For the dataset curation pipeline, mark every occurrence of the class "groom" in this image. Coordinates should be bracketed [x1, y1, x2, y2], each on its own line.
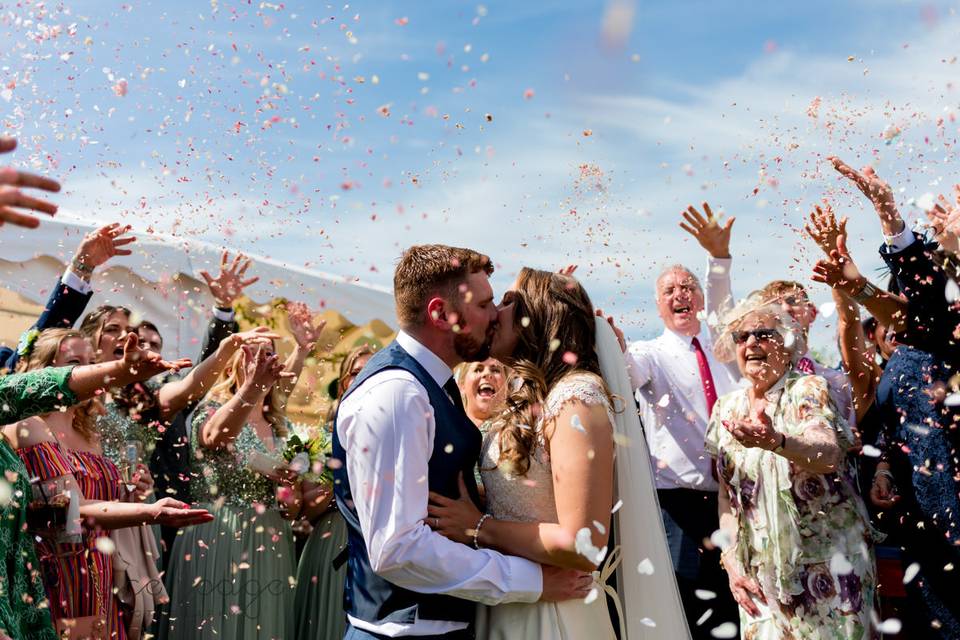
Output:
[332, 244, 591, 639]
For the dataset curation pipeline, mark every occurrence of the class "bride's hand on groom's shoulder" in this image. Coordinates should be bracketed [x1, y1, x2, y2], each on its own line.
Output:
[426, 472, 481, 545]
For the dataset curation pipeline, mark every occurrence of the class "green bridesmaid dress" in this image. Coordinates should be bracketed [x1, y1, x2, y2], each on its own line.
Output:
[160, 400, 296, 640]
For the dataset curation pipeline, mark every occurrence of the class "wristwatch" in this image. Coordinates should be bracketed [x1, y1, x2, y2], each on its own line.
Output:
[852, 280, 879, 304]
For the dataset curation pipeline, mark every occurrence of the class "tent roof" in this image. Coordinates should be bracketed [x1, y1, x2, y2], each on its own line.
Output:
[0, 216, 395, 324]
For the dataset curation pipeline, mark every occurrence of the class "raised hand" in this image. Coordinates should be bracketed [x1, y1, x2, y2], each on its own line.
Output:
[804, 202, 848, 256]
[223, 326, 282, 352]
[73, 223, 136, 274]
[828, 157, 904, 236]
[926, 190, 960, 254]
[286, 301, 326, 352]
[239, 344, 293, 398]
[811, 234, 866, 297]
[0, 137, 61, 229]
[121, 333, 193, 380]
[200, 250, 259, 308]
[679, 202, 735, 259]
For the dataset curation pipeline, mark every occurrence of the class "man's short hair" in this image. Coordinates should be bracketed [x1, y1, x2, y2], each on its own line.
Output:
[655, 264, 702, 297]
[394, 244, 494, 328]
[135, 320, 164, 348]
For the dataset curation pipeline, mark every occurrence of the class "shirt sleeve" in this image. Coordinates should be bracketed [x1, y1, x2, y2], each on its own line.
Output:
[0, 366, 77, 424]
[61, 267, 93, 295]
[212, 307, 236, 323]
[704, 256, 734, 344]
[625, 343, 654, 391]
[882, 224, 917, 254]
[338, 374, 543, 605]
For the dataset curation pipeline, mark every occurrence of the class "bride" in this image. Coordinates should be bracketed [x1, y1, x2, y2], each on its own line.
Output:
[428, 267, 689, 639]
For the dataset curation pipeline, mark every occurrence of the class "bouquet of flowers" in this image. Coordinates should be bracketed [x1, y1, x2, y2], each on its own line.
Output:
[282, 423, 334, 487]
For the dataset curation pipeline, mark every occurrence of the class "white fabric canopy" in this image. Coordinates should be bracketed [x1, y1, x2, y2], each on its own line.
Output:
[0, 217, 394, 358]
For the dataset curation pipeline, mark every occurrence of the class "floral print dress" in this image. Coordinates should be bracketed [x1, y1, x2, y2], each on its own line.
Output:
[705, 372, 878, 640]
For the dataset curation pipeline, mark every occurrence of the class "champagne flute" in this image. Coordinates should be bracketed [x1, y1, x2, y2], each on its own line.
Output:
[121, 441, 144, 493]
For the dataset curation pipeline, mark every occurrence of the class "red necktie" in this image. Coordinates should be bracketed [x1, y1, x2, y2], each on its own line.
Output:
[796, 356, 816, 375]
[691, 336, 718, 419]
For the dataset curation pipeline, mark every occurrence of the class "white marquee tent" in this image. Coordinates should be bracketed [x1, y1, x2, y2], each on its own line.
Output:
[0, 217, 395, 358]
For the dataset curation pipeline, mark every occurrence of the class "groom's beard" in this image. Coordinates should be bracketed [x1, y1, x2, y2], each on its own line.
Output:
[454, 328, 494, 362]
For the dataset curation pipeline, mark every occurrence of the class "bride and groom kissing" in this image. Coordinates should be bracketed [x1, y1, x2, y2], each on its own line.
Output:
[331, 244, 689, 640]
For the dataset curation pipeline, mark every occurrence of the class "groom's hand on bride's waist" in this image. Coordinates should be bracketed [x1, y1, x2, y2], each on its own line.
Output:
[538, 565, 594, 602]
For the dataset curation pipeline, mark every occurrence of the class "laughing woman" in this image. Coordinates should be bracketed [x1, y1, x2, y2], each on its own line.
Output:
[705, 295, 878, 639]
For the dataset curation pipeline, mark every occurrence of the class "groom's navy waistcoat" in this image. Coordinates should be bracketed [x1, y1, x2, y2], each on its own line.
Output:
[331, 340, 483, 627]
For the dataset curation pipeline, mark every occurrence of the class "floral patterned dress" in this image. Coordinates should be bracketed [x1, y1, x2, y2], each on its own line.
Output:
[705, 372, 878, 640]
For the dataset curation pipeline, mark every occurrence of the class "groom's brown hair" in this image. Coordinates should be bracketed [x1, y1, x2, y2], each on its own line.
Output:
[394, 244, 494, 329]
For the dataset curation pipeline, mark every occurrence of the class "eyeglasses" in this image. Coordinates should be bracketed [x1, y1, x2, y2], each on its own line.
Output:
[731, 328, 779, 345]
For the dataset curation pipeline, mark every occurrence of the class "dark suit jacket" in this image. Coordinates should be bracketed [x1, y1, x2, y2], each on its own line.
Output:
[0, 277, 94, 373]
[880, 234, 960, 368]
[148, 313, 239, 503]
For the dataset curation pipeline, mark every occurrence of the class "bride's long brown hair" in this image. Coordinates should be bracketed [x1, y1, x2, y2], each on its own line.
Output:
[492, 267, 607, 476]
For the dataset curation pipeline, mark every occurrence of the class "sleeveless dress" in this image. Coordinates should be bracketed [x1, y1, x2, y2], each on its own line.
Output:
[476, 372, 617, 640]
[18, 441, 128, 639]
[160, 400, 295, 640]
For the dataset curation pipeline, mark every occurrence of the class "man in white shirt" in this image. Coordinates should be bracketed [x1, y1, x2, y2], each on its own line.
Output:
[625, 263, 742, 639]
[333, 244, 591, 639]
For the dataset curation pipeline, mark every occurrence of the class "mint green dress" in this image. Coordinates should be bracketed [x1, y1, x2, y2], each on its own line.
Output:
[0, 366, 77, 640]
[293, 507, 348, 640]
[160, 400, 295, 640]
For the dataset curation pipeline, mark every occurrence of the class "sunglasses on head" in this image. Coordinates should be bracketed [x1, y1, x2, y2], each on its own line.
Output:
[781, 295, 809, 307]
[731, 328, 779, 345]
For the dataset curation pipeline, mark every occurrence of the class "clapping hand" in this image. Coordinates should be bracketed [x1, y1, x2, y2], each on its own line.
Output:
[200, 251, 259, 309]
[0, 137, 61, 229]
[679, 202, 735, 259]
[804, 202, 848, 257]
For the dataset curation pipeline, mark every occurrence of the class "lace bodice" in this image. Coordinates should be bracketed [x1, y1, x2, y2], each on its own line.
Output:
[480, 372, 612, 523]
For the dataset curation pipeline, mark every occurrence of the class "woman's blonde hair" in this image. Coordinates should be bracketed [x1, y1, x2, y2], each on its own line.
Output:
[206, 345, 289, 437]
[491, 268, 610, 476]
[713, 294, 806, 366]
[16, 328, 101, 442]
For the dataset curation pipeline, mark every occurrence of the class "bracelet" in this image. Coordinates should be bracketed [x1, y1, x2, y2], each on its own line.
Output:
[473, 513, 491, 550]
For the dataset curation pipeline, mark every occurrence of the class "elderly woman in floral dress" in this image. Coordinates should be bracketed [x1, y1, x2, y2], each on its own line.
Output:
[705, 295, 878, 640]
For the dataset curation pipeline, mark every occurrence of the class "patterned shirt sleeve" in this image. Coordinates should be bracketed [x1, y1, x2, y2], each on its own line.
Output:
[0, 366, 78, 424]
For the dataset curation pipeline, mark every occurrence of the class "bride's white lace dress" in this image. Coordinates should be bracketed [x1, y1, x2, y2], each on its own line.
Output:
[475, 371, 617, 640]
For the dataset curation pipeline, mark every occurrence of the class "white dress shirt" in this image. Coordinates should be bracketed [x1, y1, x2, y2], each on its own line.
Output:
[61, 267, 93, 295]
[626, 327, 742, 491]
[704, 256, 856, 430]
[336, 330, 542, 637]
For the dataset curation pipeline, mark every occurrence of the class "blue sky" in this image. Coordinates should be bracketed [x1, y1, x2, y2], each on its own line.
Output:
[2, 0, 959, 351]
